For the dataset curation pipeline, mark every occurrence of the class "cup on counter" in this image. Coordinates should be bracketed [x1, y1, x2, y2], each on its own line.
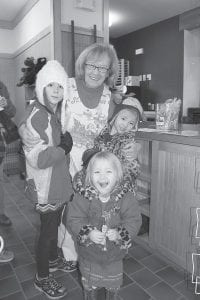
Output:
[156, 103, 180, 130]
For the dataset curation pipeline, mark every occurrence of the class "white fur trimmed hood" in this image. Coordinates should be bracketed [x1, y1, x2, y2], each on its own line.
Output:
[35, 60, 68, 133]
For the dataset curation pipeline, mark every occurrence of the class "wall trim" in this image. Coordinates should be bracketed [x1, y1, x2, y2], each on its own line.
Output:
[0, 0, 40, 30]
[13, 26, 51, 58]
[103, 0, 109, 43]
[0, 20, 13, 30]
[61, 23, 103, 37]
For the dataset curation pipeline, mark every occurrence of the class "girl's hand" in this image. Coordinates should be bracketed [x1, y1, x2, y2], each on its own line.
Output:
[89, 229, 105, 245]
[122, 142, 141, 161]
[19, 124, 40, 146]
[106, 229, 120, 241]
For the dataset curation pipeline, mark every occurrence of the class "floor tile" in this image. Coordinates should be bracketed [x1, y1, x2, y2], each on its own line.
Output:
[63, 287, 84, 300]
[119, 282, 151, 300]
[174, 280, 200, 299]
[122, 272, 134, 287]
[9, 242, 30, 256]
[129, 245, 152, 260]
[123, 256, 144, 275]
[0, 276, 21, 298]
[11, 251, 34, 269]
[15, 262, 37, 282]
[21, 278, 40, 299]
[147, 281, 182, 300]
[0, 262, 14, 280]
[131, 267, 161, 289]
[1, 291, 26, 300]
[156, 266, 184, 286]
[140, 254, 167, 272]
[28, 293, 47, 300]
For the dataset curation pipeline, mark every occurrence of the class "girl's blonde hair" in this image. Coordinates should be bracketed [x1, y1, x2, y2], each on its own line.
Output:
[85, 151, 123, 188]
[75, 43, 119, 87]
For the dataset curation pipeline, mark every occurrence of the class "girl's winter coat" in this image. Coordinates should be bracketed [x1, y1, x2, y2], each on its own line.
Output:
[22, 61, 73, 211]
[67, 171, 142, 265]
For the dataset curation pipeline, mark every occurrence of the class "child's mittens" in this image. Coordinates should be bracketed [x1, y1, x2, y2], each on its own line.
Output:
[89, 229, 105, 245]
[58, 132, 73, 155]
[106, 228, 120, 242]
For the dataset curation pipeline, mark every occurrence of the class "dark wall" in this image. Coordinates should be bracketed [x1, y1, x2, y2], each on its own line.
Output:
[111, 16, 184, 111]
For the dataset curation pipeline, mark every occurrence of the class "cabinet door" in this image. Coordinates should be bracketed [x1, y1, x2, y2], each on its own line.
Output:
[150, 141, 200, 271]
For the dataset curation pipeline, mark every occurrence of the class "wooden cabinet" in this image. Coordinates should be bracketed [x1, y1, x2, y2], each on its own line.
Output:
[136, 137, 200, 272]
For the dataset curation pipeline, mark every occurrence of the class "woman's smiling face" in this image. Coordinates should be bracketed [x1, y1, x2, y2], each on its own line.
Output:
[91, 158, 117, 197]
[84, 54, 110, 88]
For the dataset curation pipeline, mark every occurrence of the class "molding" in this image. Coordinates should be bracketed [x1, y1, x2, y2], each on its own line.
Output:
[0, 0, 40, 30]
[13, 26, 51, 58]
[0, 20, 13, 30]
[61, 24, 103, 37]
[179, 7, 200, 31]
[103, 0, 109, 43]
[50, 0, 62, 62]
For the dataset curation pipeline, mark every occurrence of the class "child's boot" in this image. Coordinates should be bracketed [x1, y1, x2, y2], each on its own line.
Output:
[105, 288, 118, 300]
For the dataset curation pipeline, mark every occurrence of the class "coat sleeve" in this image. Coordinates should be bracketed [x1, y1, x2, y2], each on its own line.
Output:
[67, 194, 91, 237]
[120, 192, 142, 238]
[25, 110, 66, 169]
[4, 97, 16, 118]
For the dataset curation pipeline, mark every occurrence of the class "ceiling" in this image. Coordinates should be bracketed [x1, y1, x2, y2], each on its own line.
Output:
[109, 0, 200, 38]
[0, 0, 28, 22]
[0, 0, 199, 38]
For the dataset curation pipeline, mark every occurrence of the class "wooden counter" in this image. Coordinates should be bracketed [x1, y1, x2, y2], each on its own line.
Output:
[135, 124, 200, 273]
[136, 123, 200, 146]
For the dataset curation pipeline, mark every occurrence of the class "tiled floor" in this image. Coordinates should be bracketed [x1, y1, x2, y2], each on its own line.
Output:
[0, 175, 199, 300]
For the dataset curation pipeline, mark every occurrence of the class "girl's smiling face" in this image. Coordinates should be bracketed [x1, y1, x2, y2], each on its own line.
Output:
[91, 158, 117, 197]
[112, 109, 138, 134]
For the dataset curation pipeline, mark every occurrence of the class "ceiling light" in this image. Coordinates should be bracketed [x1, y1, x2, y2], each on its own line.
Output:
[109, 12, 120, 27]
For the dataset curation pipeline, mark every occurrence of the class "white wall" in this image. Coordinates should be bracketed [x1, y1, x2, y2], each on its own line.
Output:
[183, 28, 200, 116]
[0, 0, 51, 54]
[61, 0, 103, 31]
[0, 29, 14, 54]
[13, 0, 51, 52]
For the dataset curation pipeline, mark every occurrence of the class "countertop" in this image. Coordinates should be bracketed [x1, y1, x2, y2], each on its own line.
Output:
[136, 123, 200, 147]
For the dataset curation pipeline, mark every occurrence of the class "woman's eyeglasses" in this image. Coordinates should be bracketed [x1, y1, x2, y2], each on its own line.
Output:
[85, 63, 109, 74]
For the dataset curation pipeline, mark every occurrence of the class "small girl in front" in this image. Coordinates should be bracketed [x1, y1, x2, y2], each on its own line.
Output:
[67, 151, 142, 300]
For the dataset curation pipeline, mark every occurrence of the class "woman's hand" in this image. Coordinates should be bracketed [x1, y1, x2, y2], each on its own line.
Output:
[106, 229, 120, 241]
[89, 229, 105, 245]
[19, 124, 40, 146]
[122, 142, 141, 161]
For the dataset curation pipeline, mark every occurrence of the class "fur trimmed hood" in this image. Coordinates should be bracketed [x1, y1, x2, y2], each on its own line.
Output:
[73, 168, 136, 202]
[35, 60, 68, 133]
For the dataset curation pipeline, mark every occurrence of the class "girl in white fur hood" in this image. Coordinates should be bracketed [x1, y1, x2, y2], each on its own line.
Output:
[21, 60, 73, 299]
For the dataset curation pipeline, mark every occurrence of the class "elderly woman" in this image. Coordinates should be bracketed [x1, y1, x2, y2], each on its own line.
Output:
[62, 43, 119, 177]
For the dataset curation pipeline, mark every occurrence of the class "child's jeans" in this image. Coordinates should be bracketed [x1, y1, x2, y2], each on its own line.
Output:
[36, 207, 62, 278]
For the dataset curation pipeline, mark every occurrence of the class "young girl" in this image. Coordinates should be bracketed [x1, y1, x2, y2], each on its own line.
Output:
[67, 151, 142, 299]
[22, 61, 73, 299]
[94, 97, 143, 182]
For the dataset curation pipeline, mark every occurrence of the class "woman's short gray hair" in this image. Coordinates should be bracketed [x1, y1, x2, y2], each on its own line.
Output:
[75, 43, 119, 87]
[85, 151, 123, 187]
